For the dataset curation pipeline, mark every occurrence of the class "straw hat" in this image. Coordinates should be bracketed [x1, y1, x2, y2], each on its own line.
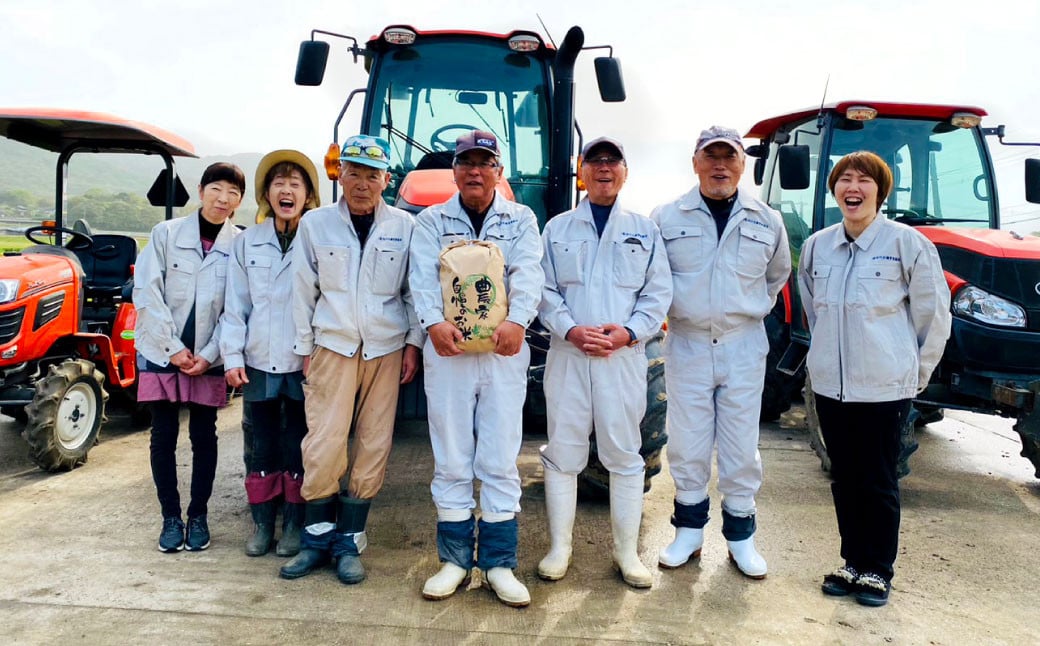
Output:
[254, 149, 321, 223]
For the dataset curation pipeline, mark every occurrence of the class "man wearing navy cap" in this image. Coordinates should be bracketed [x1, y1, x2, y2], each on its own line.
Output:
[650, 126, 791, 579]
[409, 129, 543, 607]
[537, 136, 672, 588]
[280, 134, 422, 585]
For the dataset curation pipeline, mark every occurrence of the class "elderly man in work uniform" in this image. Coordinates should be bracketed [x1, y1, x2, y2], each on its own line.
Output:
[409, 130, 543, 607]
[280, 135, 422, 585]
[537, 137, 672, 588]
[651, 126, 791, 579]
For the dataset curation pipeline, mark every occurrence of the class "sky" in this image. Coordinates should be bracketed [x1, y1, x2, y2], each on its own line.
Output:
[4, 0, 1040, 227]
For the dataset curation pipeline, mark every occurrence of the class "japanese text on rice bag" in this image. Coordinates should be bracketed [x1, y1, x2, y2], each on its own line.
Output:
[439, 240, 508, 353]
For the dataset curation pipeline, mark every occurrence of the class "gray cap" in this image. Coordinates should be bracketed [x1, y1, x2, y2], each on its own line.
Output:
[695, 126, 744, 154]
[581, 136, 625, 160]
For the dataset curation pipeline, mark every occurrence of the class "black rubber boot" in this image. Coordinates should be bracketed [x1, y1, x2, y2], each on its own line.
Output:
[276, 502, 304, 557]
[279, 497, 336, 580]
[334, 496, 372, 585]
[245, 501, 277, 557]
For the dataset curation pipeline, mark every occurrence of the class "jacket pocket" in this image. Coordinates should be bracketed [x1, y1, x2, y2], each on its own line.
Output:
[370, 243, 406, 295]
[245, 255, 274, 300]
[661, 225, 705, 273]
[854, 264, 905, 315]
[734, 224, 775, 278]
[314, 244, 352, 293]
[810, 264, 832, 309]
[613, 237, 651, 289]
[551, 240, 587, 286]
[166, 260, 197, 302]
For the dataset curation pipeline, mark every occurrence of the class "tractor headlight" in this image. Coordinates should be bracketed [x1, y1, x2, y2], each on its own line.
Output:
[952, 285, 1026, 327]
[0, 279, 19, 304]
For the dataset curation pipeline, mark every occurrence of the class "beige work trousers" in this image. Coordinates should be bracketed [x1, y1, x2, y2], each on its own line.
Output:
[299, 345, 402, 501]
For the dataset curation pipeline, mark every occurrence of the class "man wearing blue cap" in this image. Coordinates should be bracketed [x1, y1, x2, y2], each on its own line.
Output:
[409, 129, 543, 607]
[280, 134, 422, 585]
[537, 136, 671, 589]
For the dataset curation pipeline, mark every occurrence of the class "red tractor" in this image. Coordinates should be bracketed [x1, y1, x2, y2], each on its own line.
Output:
[748, 101, 1040, 477]
[0, 108, 193, 470]
[292, 25, 667, 494]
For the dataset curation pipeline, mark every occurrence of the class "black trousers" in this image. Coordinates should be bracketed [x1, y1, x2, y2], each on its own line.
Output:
[149, 401, 219, 519]
[815, 395, 911, 581]
[249, 396, 306, 475]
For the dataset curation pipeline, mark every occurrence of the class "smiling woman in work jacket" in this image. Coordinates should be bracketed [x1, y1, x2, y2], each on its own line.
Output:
[798, 151, 951, 607]
[134, 162, 245, 555]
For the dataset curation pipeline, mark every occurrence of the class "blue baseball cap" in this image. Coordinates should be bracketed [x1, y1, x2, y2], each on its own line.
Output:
[340, 135, 391, 170]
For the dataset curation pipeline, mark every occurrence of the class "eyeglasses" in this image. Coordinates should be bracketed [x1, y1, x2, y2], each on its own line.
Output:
[453, 159, 500, 170]
[343, 145, 387, 161]
[584, 156, 623, 168]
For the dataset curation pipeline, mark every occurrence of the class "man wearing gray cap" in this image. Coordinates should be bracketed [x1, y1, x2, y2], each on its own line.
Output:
[537, 136, 671, 588]
[650, 126, 790, 579]
[409, 129, 543, 607]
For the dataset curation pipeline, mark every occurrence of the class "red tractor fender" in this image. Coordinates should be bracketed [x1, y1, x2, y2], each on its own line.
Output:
[73, 302, 137, 389]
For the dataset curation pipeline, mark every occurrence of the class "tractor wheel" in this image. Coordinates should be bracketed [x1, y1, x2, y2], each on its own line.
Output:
[804, 375, 916, 479]
[761, 301, 802, 423]
[579, 332, 668, 499]
[1013, 417, 1040, 480]
[804, 378, 831, 474]
[23, 359, 108, 471]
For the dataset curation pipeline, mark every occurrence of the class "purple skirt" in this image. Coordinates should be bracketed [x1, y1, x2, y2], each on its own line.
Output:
[137, 371, 228, 408]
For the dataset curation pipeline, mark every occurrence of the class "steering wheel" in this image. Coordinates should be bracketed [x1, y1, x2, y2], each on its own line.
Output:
[25, 225, 94, 251]
[430, 123, 481, 152]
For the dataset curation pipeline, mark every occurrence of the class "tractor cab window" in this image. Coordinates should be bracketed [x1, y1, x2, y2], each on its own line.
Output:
[365, 39, 551, 203]
[826, 117, 994, 228]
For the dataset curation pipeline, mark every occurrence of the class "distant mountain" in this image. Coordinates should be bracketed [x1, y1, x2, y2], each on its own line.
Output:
[0, 137, 265, 223]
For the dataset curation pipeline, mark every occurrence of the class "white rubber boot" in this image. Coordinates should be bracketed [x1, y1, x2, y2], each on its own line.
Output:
[609, 473, 653, 589]
[422, 562, 471, 600]
[727, 535, 768, 579]
[537, 469, 577, 581]
[485, 567, 531, 607]
[658, 527, 704, 569]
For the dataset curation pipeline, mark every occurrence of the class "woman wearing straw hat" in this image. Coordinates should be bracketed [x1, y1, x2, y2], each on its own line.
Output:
[221, 150, 320, 558]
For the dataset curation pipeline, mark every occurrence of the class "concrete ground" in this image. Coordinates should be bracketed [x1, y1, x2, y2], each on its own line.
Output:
[0, 400, 1037, 646]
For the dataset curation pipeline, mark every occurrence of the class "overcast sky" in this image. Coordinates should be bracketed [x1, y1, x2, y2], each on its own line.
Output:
[4, 0, 1040, 226]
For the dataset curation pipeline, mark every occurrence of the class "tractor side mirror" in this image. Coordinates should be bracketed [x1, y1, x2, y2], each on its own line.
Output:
[745, 144, 767, 186]
[594, 57, 626, 102]
[778, 145, 811, 190]
[147, 170, 190, 208]
[1026, 158, 1040, 204]
[295, 40, 330, 86]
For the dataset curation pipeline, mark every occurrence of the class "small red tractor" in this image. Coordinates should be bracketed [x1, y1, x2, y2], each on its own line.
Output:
[293, 25, 666, 494]
[0, 108, 193, 470]
[748, 101, 1040, 477]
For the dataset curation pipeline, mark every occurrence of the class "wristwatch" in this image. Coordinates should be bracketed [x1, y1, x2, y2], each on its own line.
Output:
[624, 327, 638, 347]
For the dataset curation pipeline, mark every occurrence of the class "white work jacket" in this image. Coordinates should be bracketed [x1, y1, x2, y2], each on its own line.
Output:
[134, 212, 239, 367]
[651, 187, 791, 342]
[292, 199, 422, 361]
[539, 198, 672, 344]
[220, 218, 302, 373]
[798, 215, 951, 403]
[409, 192, 543, 330]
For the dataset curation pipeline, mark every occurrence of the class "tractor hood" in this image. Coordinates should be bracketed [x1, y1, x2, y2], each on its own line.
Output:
[919, 227, 1040, 260]
[0, 254, 80, 298]
[394, 169, 516, 215]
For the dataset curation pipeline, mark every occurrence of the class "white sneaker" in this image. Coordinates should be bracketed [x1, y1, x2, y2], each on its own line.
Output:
[727, 536, 767, 579]
[658, 527, 704, 569]
[422, 562, 470, 600]
[485, 567, 531, 607]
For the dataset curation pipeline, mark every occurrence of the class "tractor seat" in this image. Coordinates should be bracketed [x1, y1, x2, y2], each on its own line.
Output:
[415, 150, 455, 170]
[69, 234, 138, 301]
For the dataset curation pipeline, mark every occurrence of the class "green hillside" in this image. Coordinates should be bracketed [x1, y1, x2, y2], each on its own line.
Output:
[0, 138, 262, 230]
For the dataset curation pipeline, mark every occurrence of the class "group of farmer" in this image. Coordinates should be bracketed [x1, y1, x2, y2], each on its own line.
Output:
[134, 123, 950, 609]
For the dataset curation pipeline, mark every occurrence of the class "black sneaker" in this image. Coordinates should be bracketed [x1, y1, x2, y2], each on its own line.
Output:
[185, 515, 210, 551]
[158, 517, 185, 553]
[821, 565, 859, 596]
[854, 572, 891, 607]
